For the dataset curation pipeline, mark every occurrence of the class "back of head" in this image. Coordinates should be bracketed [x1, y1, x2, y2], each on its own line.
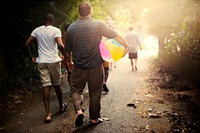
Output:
[44, 13, 54, 24]
[78, 2, 91, 17]
[129, 26, 133, 31]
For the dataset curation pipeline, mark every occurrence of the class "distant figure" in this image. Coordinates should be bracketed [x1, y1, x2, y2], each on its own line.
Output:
[62, 23, 71, 85]
[106, 17, 117, 70]
[102, 60, 109, 92]
[65, 2, 129, 127]
[25, 13, 68, 123]
[125, 26, 142, 71]
[109, 61, 117, 71]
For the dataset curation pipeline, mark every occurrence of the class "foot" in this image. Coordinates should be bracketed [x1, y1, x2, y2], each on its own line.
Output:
[59, 102, 68, 113]
[89, 118, 103, 126]
[131, 66, 134, 71]
[135, 66, 137, 71]
[75, 114, 84, 127]
[102, 84, 109, 92]
[44, 113, 52, 123]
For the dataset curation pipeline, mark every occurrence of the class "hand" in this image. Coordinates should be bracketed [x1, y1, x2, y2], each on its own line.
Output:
[65, 59, 73, 72]
[60, 56, 66, 67]
[67, 62, 72, 72]
[60, 55, 64, 61]
[123, 46, 129, 57]
[30, 57, 36, 63]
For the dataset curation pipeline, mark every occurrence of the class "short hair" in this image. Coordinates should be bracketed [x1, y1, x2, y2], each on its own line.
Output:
[78, 2, 91, 17]
[129, 26, 133, 31]
[44, 13, 54, 23]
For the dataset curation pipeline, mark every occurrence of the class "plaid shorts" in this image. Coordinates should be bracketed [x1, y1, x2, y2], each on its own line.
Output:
[129, 52, 138, 59]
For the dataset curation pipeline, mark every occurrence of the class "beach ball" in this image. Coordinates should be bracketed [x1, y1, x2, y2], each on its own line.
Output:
[107, 39, 124, 62]
[99, 39, 125, 62]
[99, 41, 113, 62]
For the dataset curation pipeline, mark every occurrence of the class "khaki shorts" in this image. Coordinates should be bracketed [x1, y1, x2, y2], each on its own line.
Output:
[37, 62, 61, 87]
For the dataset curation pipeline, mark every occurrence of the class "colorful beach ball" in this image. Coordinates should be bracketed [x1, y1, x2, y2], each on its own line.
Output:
[99, 39, 124, 62]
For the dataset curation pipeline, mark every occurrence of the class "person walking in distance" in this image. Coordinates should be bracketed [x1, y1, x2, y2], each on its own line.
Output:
[102, 60, 109, 92]
[62, 23, 71, 85]
[106, 16, 117, 70]
[25, 13, 68, 123]
[125, 26, 142, 71]
[65, 2, 129, 127]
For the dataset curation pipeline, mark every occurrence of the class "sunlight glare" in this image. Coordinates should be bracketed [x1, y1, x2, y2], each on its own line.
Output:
[141, 35, 159, 57]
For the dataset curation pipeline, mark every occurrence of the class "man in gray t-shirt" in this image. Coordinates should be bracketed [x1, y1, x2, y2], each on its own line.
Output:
[125, 26, 142, 71]
[65, 2, 129, 127]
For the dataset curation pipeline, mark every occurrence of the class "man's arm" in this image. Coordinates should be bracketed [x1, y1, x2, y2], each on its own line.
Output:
[65, 52, 72, 72]
[25, 35, 35, 62]
[136, 34, 142, 50]
[56, 37, 72, 72]
[55, 37, 67, 57]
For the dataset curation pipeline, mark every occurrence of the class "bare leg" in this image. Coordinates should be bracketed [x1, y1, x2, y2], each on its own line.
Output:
[66, 65, 71, 85]
[134, 59, 138, 70]
[109, 62, 112, 71]
[43, 86, 52, 122]
[53, 85, 64, 110]
[43, 86, 51, 114]
[114, 62, 117, 68]
[102, 67, 109, 92]
[104, 67, 109, 83]
[130, 59, 134, 71]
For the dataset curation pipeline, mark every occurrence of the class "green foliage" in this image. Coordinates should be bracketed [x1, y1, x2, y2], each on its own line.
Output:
[1, 0, 200, 97]
[162, 0, 200, 60]
[1, 0, 113, 95]
[1, 1, 81, 95]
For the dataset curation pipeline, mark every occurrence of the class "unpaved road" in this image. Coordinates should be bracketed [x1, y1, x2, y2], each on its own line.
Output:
[1, 49, 200, 133]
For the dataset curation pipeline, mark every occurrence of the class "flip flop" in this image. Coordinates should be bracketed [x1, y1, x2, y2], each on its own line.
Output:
[59, 102, 68, 113]
[127, 103, 137, 108]
[88, 118, 103, 126]
[75, 114, 84, 127]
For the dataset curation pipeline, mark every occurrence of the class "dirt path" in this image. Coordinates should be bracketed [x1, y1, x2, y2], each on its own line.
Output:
[1, 48, 200, 133]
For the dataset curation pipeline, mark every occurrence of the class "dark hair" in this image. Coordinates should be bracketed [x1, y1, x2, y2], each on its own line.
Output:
[64, 23, 71, 31]
[44, 13, 54, 23]
[78, 2, 91, 17]
[129, 26, 133, 31]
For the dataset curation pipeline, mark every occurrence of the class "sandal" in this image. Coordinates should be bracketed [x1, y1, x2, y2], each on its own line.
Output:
[88, 118, 103, 126]
[75, 114, 84, 127]
[44, 113, 52, 123]
[59, 102, 68, 113]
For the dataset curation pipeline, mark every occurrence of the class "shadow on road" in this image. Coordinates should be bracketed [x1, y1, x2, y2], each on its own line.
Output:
[1, 48, 200, 133]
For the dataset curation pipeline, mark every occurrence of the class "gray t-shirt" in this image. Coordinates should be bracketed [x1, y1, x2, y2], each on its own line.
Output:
[66, 17, 118, 69]
[125, 31, 141, 53]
